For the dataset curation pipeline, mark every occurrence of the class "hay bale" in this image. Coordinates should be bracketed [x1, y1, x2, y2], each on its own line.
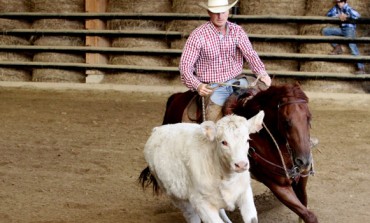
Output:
[107, 0, 170, 32]
[32, 69, 85, 83]
[108, 20, 166, 31]
[0, 0, 30, 12]
[241, 23, 299, 72]
[171, 0, 206, 14]
[102, 71, 182, 86]
[30, 0, 85, 83]
[300, 61, 355, 73]
[107, 0, 171, 13]
[112, 37, 168, 49]
[0, 19, 30, 31]
[240, 0, 306, 16]
[30, 0, 84, 13]
[297, 79, 367, 93]
[0, 0, 31, 82]
[167, 0, 206, 66]
[239, 0, 304, 72]
[167, 20, 204, 66]
[32, 19, 84, 30]
[0, 42, 32, 82]
[299, 0, 366, 74]
[106, 0, 173, 85]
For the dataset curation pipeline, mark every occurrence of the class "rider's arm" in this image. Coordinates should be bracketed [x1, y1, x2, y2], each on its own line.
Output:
[179, 33, 202, 91]
[237, 27, 271, 86]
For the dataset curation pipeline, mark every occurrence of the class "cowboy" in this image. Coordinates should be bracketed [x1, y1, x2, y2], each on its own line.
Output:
[322, 0, 366, 74]
[179, 0, 272, 121]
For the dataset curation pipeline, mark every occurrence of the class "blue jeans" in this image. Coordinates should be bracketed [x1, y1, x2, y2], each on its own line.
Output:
[322, 26, 364, 69]
[209, 78, 248, 106]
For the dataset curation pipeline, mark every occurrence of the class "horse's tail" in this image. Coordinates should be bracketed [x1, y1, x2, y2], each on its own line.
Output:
[138, 166, 160, 195]
[162, 93, 180, 125]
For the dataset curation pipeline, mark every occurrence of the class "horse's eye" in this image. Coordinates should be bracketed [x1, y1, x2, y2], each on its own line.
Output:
[221, 141, 228, 146]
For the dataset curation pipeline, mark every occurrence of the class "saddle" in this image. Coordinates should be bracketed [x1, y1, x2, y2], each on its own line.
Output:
[182, 76, 261, 123]
[182, 94, 205, 123]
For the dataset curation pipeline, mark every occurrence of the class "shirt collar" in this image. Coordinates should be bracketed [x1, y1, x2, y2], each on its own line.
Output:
[208, 21, 230, 36]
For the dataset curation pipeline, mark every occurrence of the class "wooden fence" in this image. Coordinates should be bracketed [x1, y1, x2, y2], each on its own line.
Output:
[1, 13, 369, 81]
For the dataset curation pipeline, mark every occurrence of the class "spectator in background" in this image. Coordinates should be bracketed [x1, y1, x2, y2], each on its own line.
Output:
[322, 0, 366, 74]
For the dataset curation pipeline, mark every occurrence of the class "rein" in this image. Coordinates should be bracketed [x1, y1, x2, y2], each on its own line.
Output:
[202, 76, 263, 121]
[249, 99, 315, 180]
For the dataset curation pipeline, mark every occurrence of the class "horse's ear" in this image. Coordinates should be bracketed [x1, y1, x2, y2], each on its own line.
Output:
[200, 121, 217, 141]
[247, 110, 265, 134]
[294, 81, 302, 87]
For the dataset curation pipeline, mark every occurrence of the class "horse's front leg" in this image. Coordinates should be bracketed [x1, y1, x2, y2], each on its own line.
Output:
[292, 176, 309, 207]
[267, 183, 318, 223]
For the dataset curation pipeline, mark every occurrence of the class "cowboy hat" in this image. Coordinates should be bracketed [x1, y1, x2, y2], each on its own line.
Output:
[199, 0, 239, 13]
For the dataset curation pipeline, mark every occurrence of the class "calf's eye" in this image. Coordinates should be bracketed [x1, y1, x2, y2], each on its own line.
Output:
[221, 141, 228, 146]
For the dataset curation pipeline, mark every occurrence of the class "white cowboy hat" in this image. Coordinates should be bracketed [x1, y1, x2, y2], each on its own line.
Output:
[199, 0, 239, 13]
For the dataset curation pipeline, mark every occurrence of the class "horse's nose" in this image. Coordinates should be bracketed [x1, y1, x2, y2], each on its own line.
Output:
[295, 156, 311, 170]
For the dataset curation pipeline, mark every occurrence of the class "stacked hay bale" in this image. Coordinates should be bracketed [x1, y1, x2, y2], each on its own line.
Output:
[0, 0, 31, 81]
[299, 0, 353, 74]
[350, 0, 370, 76]
[300, 0, 368, 72]
[299, 0, 368, 93]
[104, 0, 175, 85]
[166, 0, 206, 67]
[240, 0, 306, 72]
[31, 0, 86, 83]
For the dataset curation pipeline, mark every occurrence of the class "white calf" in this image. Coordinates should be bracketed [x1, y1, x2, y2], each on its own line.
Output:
[143, 111, 264, 223]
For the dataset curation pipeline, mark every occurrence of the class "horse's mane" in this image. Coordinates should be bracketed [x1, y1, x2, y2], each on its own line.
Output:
[224, 83, 309, 119]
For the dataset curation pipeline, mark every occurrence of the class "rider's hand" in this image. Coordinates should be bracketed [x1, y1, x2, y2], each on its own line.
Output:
[260, 74, 272, 87]
[339, 13, 348, 22]
[197, 83, 213, 97]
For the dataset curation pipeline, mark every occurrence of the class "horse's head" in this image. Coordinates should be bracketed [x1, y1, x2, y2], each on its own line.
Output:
[226, 83, 313, 177]
[277, 93, 313, 172]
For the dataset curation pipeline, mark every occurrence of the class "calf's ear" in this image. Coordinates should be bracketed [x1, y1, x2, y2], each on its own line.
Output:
[247, 110, 265, 134]
[200, 121, 217, 141]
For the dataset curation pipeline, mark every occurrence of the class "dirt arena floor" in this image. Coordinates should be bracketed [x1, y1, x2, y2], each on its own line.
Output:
[0, 82, 369, 223]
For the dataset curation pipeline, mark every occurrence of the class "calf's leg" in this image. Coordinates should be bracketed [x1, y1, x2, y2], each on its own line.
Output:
[238, 186, 258, 223]
[192, 201, 225, 223]
[219, 209, 232, 223]
[173, 199, 201, 223]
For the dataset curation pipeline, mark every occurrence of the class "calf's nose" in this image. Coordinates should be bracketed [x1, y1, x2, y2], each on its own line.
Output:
[234, 161, 248, 171]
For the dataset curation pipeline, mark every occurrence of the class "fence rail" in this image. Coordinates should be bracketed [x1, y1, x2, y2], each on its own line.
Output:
[1, 45, 369, 62]
[0, 13, 369, 24]
[2, 29, 370, 43]
[0, 61, 368, 80]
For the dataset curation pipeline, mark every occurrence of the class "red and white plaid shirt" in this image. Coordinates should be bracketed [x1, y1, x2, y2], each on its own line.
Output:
[180, 21, 267, 91]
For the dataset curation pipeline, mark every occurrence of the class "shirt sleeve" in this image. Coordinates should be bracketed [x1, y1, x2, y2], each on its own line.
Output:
[179, 32, 202, 91]
[236, 27, 268, 77]
[326, 6, 338, 17]
[344, 5, 361, 19]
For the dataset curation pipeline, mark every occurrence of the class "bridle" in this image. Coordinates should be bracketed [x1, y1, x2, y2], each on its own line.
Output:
[249, 99, 315, 181]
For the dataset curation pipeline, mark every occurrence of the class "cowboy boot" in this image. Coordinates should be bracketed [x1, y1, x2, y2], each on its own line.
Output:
[354, 67, 366, 75]
[329, 45, 343, 55]
[206, 102, 223, 122]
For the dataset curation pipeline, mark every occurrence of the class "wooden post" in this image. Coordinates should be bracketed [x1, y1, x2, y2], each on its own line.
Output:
[85, 0, 110, 83]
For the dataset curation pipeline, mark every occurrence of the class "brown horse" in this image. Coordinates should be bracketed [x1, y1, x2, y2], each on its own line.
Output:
[140, 83, 318, 223]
